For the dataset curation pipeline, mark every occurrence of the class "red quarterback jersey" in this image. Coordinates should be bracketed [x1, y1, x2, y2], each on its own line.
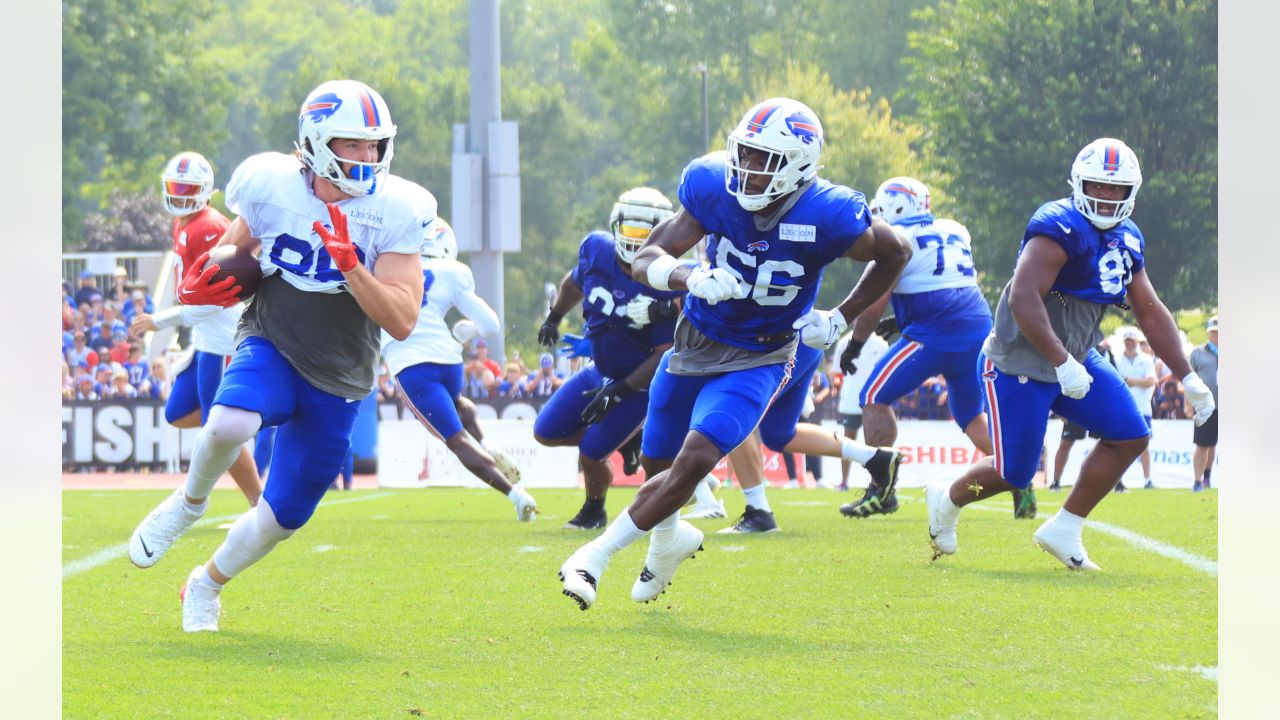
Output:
[171, 207, 231, 298]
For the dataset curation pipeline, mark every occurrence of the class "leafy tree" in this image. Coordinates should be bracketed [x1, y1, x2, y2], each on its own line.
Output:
[80, 191, 171, 252]
[905, 0, 1217, 309]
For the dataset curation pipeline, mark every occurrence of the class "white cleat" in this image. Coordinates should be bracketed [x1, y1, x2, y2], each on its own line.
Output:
[632, 520, 704, 603]
[559, 543, 610, 611]
[511, 486, 538, 522]
[180, 566, 221, 633]
[1033, 518, 1101, 571]
[491, 447, 522, 486]
[129, 489, 204, 568]
[926, 482, 959, 560]
[682, 498, 727, 520]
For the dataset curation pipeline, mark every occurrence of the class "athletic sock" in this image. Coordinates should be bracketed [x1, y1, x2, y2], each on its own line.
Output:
[742, 484, 772, 513]
[594, 509, 647, 555]
[651, 511, 680, 541]
[195, 565, 224, 591]
[1053, 508, 1086, 534]
[692, 477, 718, 507]
[841, 437, 877, 465]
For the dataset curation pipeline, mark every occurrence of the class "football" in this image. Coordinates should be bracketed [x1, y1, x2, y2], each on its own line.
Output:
[207, 244, 264, 300]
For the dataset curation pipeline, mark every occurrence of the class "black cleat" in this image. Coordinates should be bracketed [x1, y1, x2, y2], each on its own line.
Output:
[715, 505, 779, 534]
[1113, 481, 1128, 494]
[1012, 487, 1037, 519]
[562, 502, 608, 530]
[839, 487, 899, 518]
[620, 431, 643, 476]
[1048, 481, 1062, 493]
[864, 449, 903, 497]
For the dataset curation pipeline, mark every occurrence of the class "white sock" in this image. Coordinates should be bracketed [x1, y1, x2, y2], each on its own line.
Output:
[195, 565, 224, 591]
[181, 494, 207, 516]
[507, 486, 526, 506]
[693, 477, 717, 507]
[210, 499, 295, 580]
[742, 484, 771, 513]
[185, 406, 261, 501]
[1053, 508, 1086, 533]
[594, 509, 647, 555]
[938, 487, 961, 522]
[651, 511, 680, 541]
[842, 437, 877, 465]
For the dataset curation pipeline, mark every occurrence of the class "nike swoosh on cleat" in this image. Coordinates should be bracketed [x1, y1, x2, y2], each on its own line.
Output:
[140, 536, 154, 558]
[1070, 556, 1084, 567]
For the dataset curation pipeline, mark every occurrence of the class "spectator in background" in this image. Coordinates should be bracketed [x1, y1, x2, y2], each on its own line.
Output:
[66, 331, 94, 367]
[63, 280, 77, 310]
[74, 270, 99, 307]
[122, 289, 152, 324]
[109, 334, 132, 365]
[72, 360, 93, 385]
[1188, 315, 1219, 491]
[463, 350, 495, 398]
[473, 339, 502, 380]
[99, 304, 127, 338]
[109, 266, 131, 304]
[85, 294, 105, 325]
[804, 366, 833, 487]
[497, 362, 527, 398]
[833, 331, 889, 491]
[141, 358, 171, 401]
[1115, 328, 1157, 488]
[61, 362, 74, 400]
[375, 362, 397, 402]
[125, 344, 149, 389]
[92, 364, 113, 397]
[525, 353, 564, 397]
[90, 324, 114, 362]
[74, 375, 98, 401]
[62, 294, 76, 331]
[1154, 375, 1184, 419]
[105, 367, 138, 400]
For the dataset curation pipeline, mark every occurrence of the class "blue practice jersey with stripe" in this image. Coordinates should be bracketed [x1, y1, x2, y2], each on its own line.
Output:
[571, 231, 682, 380]
[678, 152, 870, 351]
[1022, 199, 1146, 305]
[891, 218, 992, 351]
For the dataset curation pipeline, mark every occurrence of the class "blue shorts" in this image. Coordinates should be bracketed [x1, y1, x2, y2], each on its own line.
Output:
[641, 349, 792, 459]
[860, 337, 986, 429]
[396, 362, 465, 440]
[757, 343, 822, 452]
[214, 337, 360, 529]
[533, 364, 648, 461]
[981, 349, 1150, 488]
[166, 350, 227, 425]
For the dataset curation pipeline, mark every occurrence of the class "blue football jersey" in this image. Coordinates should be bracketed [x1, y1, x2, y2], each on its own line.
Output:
[678, 153, 870, 351]
[1022, 199, 1146, 305]
[571, 231, 682, 380]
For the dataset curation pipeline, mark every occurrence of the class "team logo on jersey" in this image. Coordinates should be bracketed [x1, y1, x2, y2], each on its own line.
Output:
[1107, 239, 1119, 249]
[613, 289, 626, 299]
[779, 223, 816, 243]
[746, 104, 781, 135]
[302, 93, 343, 124]
[785, 112, 821, 145]
[747, 240, 770, 253]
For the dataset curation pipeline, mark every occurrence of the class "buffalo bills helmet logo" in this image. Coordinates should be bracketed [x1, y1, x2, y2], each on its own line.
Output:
[745, 104, 781, 136]
[785, 112, 822, 145]
[301, 93, 343, 124]
[747, 240, 770, 253]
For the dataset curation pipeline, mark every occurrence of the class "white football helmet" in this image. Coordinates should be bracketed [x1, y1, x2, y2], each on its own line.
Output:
[160, 152, 215, 216]
[725, 97, 824, 212]
[421, 216, 458, 261]
[609, 187, 674, 264]
[1069, 138, 1142, 229]
[871, 177, 932, 226]
[296, 79, 396, 197]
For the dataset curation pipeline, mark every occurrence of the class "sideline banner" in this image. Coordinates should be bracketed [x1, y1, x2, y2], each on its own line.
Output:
[378, 419, 579, 489]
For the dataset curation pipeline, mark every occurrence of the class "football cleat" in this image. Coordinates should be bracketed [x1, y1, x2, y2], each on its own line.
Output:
[632, 520, 704, 603]
[562, 502, 608, 530]
[559, 543, 611, 611]
[620, 432, 644, 476]
[490, 447, 522, 486]
[839, 487, 899, 518]
[682, 498, 727, 520]
[864, 448, 903, 495]
[1192, 480, 1204, 493]
[1113, 481, 1128, 494]
[511, 486, 538, 522]
[129, 489, 204, 568]
[1048, 481, 1062, 493]
[925, 482, 959, 560]
[1012, 487, 1037, 519]
[716, 505, 779, 534]
[180, 566, 221, 633]
[1033, 517, 1101, 571]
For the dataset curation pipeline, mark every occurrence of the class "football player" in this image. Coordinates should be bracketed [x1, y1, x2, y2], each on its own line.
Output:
[837, 176, 1036, 519]
[381, 216, 536, 519]
[128, 79, 436, 631]
[925, 138, 1215, 570]
[559, 98, 911, 609]
[534, 187, 684, 530]
[128, 152, 263, 509]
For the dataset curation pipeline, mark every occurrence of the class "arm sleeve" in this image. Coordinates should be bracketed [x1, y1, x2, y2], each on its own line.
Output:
[454, 268, 501, 336]
[152, 304, 227, 330]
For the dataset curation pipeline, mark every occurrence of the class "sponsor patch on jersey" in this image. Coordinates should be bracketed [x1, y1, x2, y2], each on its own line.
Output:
[779, 223, 816, 243]
[347, 208, 384, 228]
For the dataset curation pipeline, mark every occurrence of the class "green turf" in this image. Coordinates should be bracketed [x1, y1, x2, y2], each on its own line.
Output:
[63, 487, 1217, 719]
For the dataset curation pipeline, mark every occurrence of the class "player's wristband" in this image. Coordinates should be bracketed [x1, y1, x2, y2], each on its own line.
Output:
[646, 254, 682, 291]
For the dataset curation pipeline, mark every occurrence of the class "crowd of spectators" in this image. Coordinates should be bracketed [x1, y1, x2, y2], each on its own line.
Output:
[61, 267, 165, 402]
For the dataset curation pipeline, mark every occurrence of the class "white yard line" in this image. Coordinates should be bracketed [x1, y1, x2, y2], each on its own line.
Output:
[965, 502, 1217, 576]
[62, 491, 393, 581]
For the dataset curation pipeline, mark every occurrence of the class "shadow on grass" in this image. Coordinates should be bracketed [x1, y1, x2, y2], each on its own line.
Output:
[138, 629, 377, 666]
[554, 613, 869, 659]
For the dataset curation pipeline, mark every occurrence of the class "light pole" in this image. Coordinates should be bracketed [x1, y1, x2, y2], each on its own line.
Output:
[694, 62, 709, 153]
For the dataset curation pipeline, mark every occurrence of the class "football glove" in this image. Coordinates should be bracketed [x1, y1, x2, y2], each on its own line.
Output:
[875, 316, 900, 341]
[176, 251, 241, 307]
[686, 267, 746, 305]
[1181, 372, 1216, 426]
[793, 308, 848, 350]
[556, 333, 593, 359]
[581, 381, 635, 425]
[451, 320, 481, 344]
[538, 312, 563, 348]
[312, 203, 359, 273]
[1054, 355, 1093, 400]
[839, 337, 866, 376]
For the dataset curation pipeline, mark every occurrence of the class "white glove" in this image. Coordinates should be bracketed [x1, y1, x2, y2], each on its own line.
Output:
[451, 320, 481, 344]
[1054, 355, 1093, 400]
[1181, 372, 1216, 426]
[792, 309, 848, 350]
[686, 267, 746, 305]
[624, 294, 656, 328]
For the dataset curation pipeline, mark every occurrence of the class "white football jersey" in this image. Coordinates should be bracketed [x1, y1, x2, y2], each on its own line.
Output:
[835, 332, 889, 415]
[178, 304, 243, 356]
[381, 258, 501, 376]
[893, 218, 980, 295]
[226, 152, 435, 294]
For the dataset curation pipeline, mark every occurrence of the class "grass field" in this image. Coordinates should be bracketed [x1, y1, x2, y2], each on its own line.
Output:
[62, 486, 1218, 719]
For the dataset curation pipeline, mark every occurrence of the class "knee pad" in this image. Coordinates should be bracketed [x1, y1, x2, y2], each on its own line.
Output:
[204, 405, 263, 452]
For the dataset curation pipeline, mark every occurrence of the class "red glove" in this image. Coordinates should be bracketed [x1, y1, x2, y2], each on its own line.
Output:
[313, 203, 359, 273]
[177, 251, 241, 307]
